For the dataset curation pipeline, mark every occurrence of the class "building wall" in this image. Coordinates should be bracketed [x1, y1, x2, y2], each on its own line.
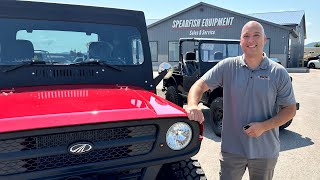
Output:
[148, 4, 290, 70]
[288, 17, 305, 67]
[304, 47, 320, 57]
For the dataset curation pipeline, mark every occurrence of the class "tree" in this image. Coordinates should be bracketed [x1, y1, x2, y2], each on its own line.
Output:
[314, 43, 320, 47]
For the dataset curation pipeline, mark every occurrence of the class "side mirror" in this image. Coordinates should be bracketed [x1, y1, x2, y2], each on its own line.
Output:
[158, 62, 173, 79]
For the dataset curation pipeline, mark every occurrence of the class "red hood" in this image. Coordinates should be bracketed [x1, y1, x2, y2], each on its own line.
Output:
[0, 85, 186, 133]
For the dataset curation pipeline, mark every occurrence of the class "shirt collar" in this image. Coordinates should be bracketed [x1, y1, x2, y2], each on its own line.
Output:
[240, 53, 269, 70]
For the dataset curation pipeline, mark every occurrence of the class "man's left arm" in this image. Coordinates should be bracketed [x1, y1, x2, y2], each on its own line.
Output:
[245, 104, 296, 137]
[245, 68, 297, 137]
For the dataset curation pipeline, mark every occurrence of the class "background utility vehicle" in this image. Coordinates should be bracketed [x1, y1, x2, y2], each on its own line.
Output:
[162, 38, 298, 137]
[0, 1, 206, 180]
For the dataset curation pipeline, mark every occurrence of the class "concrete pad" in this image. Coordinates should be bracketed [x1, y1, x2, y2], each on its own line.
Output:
[286, 68, 310, 73]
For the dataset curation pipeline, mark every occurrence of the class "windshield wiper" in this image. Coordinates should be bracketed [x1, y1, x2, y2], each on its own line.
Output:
[70, 60, 123, 72]
[2, 60, 49, 73]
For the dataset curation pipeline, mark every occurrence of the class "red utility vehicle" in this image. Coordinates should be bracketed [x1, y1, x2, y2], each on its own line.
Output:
[0, 1, 205, 179]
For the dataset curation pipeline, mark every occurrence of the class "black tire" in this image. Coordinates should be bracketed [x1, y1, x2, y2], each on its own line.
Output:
[156, 158, 207, 180]
[279, 119, 292, 130]
[209, 97, 223, 137]
[166, 86, 183, 107]
[309, 63, 315, 69]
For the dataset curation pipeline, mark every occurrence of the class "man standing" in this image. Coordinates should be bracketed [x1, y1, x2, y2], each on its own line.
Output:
[186, 21, 297, 180]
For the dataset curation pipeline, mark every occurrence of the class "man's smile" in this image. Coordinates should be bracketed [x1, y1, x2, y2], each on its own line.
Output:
[247, 45, 257, 48]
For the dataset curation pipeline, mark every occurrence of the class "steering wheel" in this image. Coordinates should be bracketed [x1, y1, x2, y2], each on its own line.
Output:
[73, 56, 85, 63]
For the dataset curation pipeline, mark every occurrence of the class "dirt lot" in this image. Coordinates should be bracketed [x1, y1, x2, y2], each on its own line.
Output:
[156, 69, 320, 180]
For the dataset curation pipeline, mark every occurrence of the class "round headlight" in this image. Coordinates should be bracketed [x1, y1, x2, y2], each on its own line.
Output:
[166, 122, 192, 150]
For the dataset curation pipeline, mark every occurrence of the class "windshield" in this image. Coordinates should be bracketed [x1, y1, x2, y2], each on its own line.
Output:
[0, 18, 144, 65]
[200, 42, 242, 62]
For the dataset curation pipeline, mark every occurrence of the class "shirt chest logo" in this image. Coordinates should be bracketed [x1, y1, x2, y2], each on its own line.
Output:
[258, 75, 270, 80]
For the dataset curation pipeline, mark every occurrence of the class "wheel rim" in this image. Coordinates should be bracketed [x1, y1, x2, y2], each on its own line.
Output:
[212, 108, 223, 128]
[310, 63, 315, 68]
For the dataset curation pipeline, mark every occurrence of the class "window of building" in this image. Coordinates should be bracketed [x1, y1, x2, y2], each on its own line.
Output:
[168, 41, 179, 62]
[149, 41, 158, 62]
[263, 38, 270, 57]
[288, 39, 291, 58]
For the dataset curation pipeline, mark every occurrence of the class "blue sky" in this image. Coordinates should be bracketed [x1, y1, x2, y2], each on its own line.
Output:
[28, 0, 319, 44]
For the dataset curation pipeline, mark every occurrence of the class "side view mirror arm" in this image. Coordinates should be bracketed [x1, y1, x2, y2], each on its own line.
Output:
[153, 69, 168, 87]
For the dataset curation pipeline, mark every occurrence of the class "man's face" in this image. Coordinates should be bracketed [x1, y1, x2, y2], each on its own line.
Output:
[240, 23, 266, 58]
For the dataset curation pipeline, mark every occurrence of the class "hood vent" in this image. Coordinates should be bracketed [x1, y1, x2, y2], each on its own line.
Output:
[33, 69, 97, 78]
[37, 90, 89, 99]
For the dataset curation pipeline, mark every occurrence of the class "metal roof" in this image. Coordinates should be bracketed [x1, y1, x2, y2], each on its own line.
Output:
[248, 11, 305, 25]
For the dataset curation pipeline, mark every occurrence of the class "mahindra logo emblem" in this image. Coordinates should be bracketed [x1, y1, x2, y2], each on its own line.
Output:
[68, 142, 93, 155]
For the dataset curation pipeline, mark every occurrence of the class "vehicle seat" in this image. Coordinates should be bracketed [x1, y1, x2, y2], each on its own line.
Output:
[214, 51, 223, 60]
[88, 41, 113, 61]
[183, 52, 197, 75]
[14, 40, 34, 61]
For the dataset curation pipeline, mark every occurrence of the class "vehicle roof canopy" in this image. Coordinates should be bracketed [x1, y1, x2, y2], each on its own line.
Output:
[0, 1, 154, 90]
[0, 1, 146, 27]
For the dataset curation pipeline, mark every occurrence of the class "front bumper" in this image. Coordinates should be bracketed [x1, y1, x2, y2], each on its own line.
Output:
[0, 118, 201, 180]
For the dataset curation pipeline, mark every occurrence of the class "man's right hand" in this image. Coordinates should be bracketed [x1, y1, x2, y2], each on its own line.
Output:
[185, 105, 205, 124]
[186, 79, 209, 124]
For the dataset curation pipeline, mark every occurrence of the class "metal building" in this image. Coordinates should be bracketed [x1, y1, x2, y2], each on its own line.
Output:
[147, 2, 306, 69]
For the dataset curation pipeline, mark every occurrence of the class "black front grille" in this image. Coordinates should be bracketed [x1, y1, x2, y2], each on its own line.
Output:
[0, 142, 152, 176]
[0, 125, 156, 153]
[0, 125, 156, 176]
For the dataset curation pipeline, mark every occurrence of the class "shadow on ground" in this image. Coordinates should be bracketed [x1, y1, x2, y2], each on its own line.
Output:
[279, 129, 314, 151]
[202, 109, 221, 142]
[201, 108, 314, 150]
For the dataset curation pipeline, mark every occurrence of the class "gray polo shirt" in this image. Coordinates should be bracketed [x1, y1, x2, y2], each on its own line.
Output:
[201, 55, 296, 159]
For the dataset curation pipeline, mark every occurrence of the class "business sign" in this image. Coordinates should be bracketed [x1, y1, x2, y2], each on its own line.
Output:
[171, 17, 234, 36]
